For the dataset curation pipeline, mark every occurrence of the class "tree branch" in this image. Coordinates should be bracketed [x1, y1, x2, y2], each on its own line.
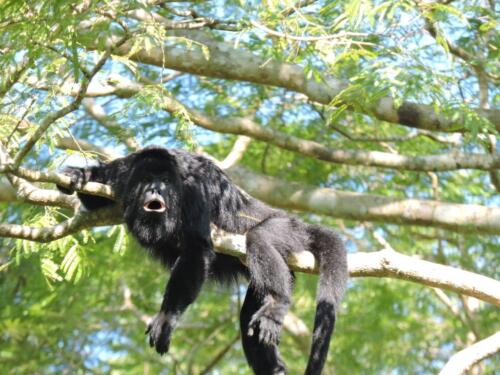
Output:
[439, 331, 500, 375]
[280, 0, 318, 17]
[2, 147, 499, 234]
[1, 216, 499, 306]
[0, 164, 115, 200]
[82, 98, 140, 151]
[218, 136, 252, 170]
[12, 49, 113, 168]
[81, 29, 499, 132]
[347, 249, 500, 307]
[0, 137, 114, 209]
[250, 20, 370, 43]
[0, 205, 121, 242]
[61, 76, 496, 173]
[199, 334, 241, 375]
[153, 91, 498, 172]
[0, 56, 31, 98]
[227, 166, 500, 235]
[0, 143, 78, 208]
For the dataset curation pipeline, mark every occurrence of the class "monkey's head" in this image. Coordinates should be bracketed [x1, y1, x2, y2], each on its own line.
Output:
[119, 148, 183, 247]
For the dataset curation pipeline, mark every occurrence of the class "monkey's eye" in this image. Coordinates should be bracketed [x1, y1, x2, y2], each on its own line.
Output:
[142, 174, 156, 182]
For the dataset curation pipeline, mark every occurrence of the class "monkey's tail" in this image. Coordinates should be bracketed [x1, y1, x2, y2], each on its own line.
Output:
[304, 225, 348, 375]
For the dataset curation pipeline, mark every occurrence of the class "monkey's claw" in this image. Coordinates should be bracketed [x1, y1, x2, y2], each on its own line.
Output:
[146, 312, 173, 355]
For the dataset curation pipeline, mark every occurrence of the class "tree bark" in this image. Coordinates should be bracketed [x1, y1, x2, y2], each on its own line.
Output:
[81, 29, 499, 132]
[228, 166, 500, 235]
[439, 331, 500, 375]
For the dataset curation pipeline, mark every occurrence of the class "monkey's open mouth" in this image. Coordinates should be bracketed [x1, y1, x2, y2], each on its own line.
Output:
[143, 198, 166, 212]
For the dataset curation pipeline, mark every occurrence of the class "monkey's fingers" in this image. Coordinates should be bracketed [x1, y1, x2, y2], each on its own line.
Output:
[149, 335, 155, 348]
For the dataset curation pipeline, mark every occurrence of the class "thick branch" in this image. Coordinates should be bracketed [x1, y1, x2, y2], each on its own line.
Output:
[82, 29, 499, 132]
[0, 143, 77, 208]
[0, 137, 114, 207]
[0, 206, 121, 242]
[349, 250, 500, 307]
[0, 133, 120, 207]
[212, 228, 500, 306]
[1, 217, 498, 306]
[439, 331, 500, 375]
[6, 182, 77, 208]
[1, 154, 499, 234]
[227, 166, 500, 235]
[0, 164, 114, 200]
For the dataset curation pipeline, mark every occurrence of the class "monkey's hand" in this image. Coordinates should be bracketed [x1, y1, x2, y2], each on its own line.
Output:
[57, 167, 89, 194]
[146, 311, 175, 355]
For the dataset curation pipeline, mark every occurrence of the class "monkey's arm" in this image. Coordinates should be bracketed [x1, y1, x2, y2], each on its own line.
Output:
[56, 155, 132, 210]
[56, 165, 116, 210]
[147, 183, 214, 355]
[147, 235, 214, 354]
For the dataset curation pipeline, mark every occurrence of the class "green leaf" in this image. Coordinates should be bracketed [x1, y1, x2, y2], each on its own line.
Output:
[112, 225, 128, 255]
[61, 243, 80, 282]
[41, 257, 63, 282]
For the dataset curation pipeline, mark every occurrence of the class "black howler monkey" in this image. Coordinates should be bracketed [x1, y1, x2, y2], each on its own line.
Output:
[58, 147, 347, 375]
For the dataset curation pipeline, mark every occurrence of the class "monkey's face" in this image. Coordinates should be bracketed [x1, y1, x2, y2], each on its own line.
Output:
[120, 150, 183, 248]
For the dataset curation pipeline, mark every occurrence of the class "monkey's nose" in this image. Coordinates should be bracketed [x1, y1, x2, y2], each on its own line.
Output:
[149, 188, 161, 195]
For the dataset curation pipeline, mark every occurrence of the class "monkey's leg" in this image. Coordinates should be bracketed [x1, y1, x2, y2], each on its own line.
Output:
[245, 218, 293, 345]
[241, 283, 287, 375]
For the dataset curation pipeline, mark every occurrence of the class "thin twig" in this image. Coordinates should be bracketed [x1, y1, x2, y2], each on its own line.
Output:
[12, 35, 129, 168]
[280, 0, 318, 17]
[251, 20, 371, 43]
[199, 333, 240, 375]
[219, 136, 252, 169]
[0, 56, 32, 98]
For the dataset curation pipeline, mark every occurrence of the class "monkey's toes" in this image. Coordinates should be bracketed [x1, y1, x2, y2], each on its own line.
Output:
[146, 312, 172, 355]
[248, 313, 282, 345]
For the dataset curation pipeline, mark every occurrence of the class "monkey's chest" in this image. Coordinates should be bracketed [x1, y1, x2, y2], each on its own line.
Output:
[148, 242, 182, 269]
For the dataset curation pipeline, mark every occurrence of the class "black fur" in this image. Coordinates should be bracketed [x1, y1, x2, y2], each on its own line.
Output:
[58, 147, 348, 375]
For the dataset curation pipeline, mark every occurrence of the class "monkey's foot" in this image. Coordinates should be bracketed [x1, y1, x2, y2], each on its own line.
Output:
[248, 297, 287, 345]
[145, 311, 174, 355]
